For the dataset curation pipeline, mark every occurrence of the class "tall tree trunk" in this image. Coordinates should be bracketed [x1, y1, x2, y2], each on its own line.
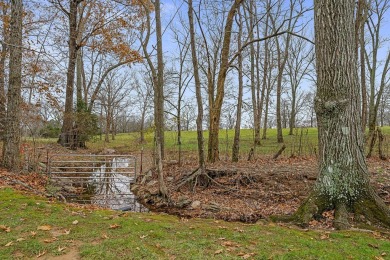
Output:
[154, 0, 167, 197]
[0, 4, 7, 141]
[188, 0, 205, 171]
[291, 0, 390, 229]
[262, 60, 273, 140]
[111, 118, 115, 140]
[2, 0, 22, 171]
[76, 48, 83, 106]
[232, 7, 243, 163]
[289, 93, 296, 135]
[59, 0, 83, 148]
[140, 108, 146, 143]
[105, 106, 111, 143]
[360, 25, 367, 132]
[207, 0, 244, 163]
[275, 65, 284, 143]
[256, 10, 268, 142]
[356, 0, 368, 132]
[246, 0, 260, 146]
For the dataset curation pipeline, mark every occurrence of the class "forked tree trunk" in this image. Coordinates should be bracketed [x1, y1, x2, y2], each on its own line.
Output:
[291, 0, 390, 229]
[59, 0, 83, 148]
[2, 0, 22, 171]
[207, 0, 244, 163]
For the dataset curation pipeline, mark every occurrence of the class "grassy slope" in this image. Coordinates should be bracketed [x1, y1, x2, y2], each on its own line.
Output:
[0, 187, 389, 259]
[26, 126, 390, 157]
[27, 128, 320, 156]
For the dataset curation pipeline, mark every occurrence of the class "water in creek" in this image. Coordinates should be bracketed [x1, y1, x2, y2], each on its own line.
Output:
[57, 157, 148, 212]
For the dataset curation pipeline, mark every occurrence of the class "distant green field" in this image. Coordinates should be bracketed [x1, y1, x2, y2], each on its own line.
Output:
[19, 126, 390, 159]
[82, 128, 319, 157]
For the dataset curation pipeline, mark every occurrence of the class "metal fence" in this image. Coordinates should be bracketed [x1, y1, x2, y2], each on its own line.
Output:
[48, 154, 147, 211]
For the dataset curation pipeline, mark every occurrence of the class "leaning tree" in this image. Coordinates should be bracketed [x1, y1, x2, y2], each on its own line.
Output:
[288, 0, 390, 229]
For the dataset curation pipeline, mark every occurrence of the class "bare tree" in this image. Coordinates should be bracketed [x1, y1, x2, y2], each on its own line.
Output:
[365, 0, 390, 155]
[243, 0, 261, 146]
[56, 0, 141, 148]
[188, 0, 206, 172]
[232, 6, 244, 162]
[131, 71, 153, 143]
[205, 0, 244, 162]
[57, 0, 84, 148]
[270, 0, 305, 143]
[286, 37, 314, 135]
[166, 20, 192, 165]
[99, 71, 129, 143]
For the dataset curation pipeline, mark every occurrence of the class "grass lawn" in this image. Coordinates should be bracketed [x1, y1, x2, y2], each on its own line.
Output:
[22, 126, 390, 159]
[23, 128, 320, 157]
[0, 187, 389, 259]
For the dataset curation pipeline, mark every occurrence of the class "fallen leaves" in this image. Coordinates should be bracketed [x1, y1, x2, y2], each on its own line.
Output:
[58, 246, 66, 252]
[214, 249, 223, 255]
[4, 241, 13, 247]
[43, 237, 58, 243]
[109, 223, 121, 229]
[36, 251, 46, 258]
[237, 252, 256, 259]
[234, 227, 244, 233]
[37, 225, 52, 231]
[0, 225, 11, 232]
[221, 240, 240, 248]
[72, 220, 79, 225]
[319, 232, 330, 240]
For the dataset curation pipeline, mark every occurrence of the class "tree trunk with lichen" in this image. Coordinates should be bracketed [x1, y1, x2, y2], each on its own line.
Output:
[290, 0, 390, 229]
[2, 0, 22, 171]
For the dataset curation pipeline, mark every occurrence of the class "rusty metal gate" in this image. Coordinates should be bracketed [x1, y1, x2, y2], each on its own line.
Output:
[48, 154, 147, 212]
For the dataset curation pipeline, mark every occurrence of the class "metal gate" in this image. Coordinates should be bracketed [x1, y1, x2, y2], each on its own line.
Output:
[48, 154, 147, 211]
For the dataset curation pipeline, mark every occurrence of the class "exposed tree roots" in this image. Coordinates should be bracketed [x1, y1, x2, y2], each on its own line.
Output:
[272, 190, 390, 230]
[175, 167, 237, 192]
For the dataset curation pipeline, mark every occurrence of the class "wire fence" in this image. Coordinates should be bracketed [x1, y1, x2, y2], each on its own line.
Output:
[162, 128, 390, 162]
[3, 127, 390, 172]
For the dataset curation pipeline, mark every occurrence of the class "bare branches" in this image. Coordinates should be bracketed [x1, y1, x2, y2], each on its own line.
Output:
[228, 30, 314, 66]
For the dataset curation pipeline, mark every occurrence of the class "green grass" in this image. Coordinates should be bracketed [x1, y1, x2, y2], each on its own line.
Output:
[0, 187, 389, 259]
[19, 126, 390, 158]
